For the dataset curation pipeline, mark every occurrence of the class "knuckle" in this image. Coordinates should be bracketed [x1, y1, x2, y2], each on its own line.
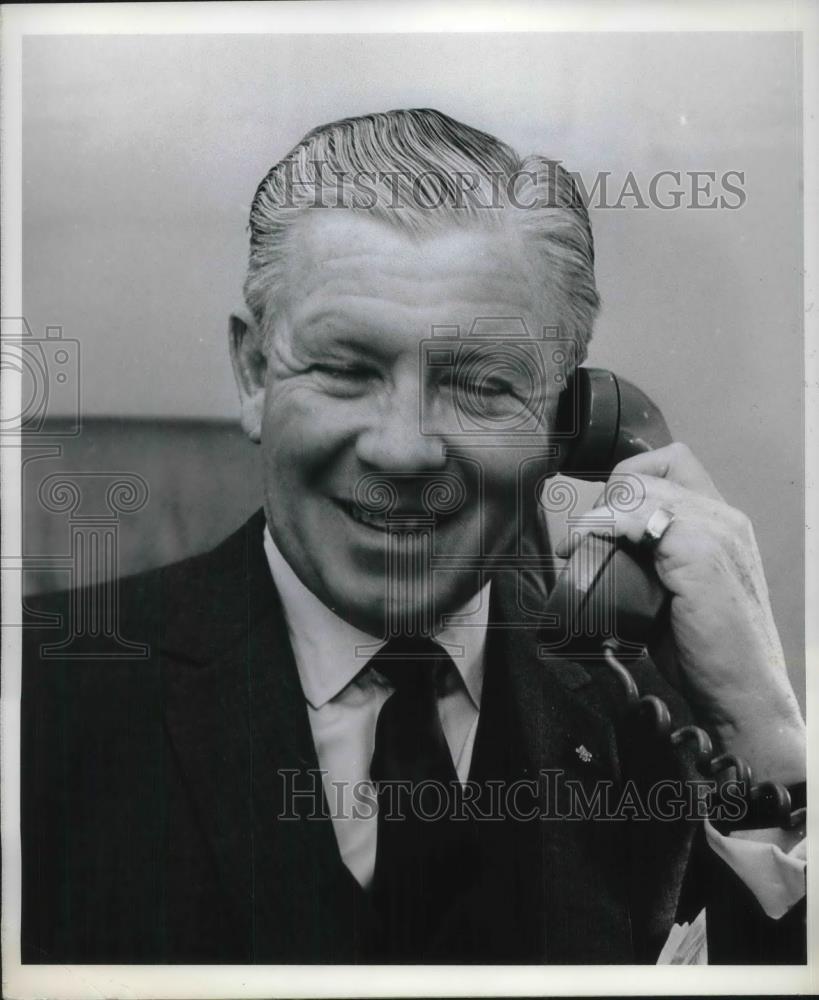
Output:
[663, 441, 689, 463]
[610, 457, 634, 477]
[724, 504, 753, 538]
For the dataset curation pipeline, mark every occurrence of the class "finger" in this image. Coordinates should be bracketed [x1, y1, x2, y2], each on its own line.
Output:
[557, 470, 727, 559]
[611, 442, 723, 501]
[556, 476, 700, 557]
[591, 472, 690, 519]
[554, 504, 646, 557]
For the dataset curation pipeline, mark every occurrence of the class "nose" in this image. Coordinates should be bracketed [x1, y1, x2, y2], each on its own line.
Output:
[356, 378, 446, 472]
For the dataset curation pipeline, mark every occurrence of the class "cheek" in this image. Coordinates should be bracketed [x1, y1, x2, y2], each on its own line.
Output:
[478, 451, 551, 522]
[480, 452, 526, 492]
[260, 386, 352, 484]
[463, 457, 515, 528]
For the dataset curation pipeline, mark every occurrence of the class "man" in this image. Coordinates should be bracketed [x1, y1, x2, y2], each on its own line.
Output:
[22, 109, 806, 964]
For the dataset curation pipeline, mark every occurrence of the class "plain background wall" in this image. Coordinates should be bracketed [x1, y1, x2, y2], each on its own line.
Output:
[22, 33, 804, 699]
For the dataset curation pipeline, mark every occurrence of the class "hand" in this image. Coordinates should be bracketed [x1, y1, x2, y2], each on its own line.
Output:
[555, 443, 805, 785]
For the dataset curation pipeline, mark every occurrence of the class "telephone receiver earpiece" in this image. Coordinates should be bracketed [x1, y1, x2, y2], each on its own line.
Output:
[556, 367, 672, 479]
[543, 367, 674, 656]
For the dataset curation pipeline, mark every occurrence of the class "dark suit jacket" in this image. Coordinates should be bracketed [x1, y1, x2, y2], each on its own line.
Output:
[21, 510, 805, 964]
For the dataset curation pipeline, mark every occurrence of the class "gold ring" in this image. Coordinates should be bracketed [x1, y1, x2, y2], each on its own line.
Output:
[642, 507, 675, 546]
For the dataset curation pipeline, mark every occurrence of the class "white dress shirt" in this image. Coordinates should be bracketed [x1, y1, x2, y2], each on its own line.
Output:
[265, 527, 488, 888]
[263, 527, 805, 924]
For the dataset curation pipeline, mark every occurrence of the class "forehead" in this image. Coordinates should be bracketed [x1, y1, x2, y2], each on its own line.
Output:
[276, 209, 553, 338]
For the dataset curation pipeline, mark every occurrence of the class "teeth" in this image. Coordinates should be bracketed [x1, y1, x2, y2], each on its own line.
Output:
[353, 508, 388, 529]
[339, 500, 451, 530]
[343, 502, 388, 530]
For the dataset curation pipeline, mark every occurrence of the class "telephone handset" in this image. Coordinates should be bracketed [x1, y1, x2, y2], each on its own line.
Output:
[546, 369, 797, 830]
[544, 366, 674, 654]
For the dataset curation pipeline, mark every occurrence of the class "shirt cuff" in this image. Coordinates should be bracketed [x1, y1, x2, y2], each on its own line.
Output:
[704, 818, 806, 920]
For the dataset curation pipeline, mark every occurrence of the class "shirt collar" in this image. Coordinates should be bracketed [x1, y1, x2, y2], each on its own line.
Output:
[263, 525, 489, 711]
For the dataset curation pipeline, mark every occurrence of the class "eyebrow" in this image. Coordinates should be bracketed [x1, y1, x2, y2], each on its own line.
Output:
[295, 311, 400, 360]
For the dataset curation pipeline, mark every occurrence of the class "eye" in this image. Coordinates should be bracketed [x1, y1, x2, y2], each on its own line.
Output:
[310, 362, 378, 393]
[456, 374, 516, 399]
[470, 379, 512, 398]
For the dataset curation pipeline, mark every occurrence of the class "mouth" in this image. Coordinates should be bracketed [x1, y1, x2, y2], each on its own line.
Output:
[333, 498, 459, 533]
[334, 498, 391, 532]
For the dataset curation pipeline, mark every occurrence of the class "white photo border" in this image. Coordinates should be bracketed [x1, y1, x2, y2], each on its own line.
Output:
[2, 1, 816, 996]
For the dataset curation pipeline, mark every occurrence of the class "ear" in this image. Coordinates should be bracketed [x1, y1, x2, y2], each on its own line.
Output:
[229, 306, 267, 443]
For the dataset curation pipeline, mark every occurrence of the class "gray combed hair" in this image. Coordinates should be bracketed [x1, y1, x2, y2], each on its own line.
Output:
[244, 108, 600, 361]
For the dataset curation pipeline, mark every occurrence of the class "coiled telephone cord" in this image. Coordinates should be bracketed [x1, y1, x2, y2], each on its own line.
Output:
[601, 640, 803, 831]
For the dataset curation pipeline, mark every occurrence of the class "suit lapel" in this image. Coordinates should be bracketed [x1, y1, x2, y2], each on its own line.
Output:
[487, 569, 636, 963]
[162, 512, 370, 961]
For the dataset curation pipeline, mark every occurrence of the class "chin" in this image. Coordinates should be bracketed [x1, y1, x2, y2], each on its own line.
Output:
[320, 548, 481, 636]
[319, 574, 387, 633]
[335, 590, 440, 639]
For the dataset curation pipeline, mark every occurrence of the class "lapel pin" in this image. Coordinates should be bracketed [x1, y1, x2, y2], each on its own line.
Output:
[575, 744, 593, 764]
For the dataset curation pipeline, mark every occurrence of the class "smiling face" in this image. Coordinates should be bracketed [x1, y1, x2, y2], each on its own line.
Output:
[233, 209, 568, 636]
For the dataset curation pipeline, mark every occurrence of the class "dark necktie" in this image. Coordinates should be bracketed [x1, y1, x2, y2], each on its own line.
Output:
[368, 636, 477, 961]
